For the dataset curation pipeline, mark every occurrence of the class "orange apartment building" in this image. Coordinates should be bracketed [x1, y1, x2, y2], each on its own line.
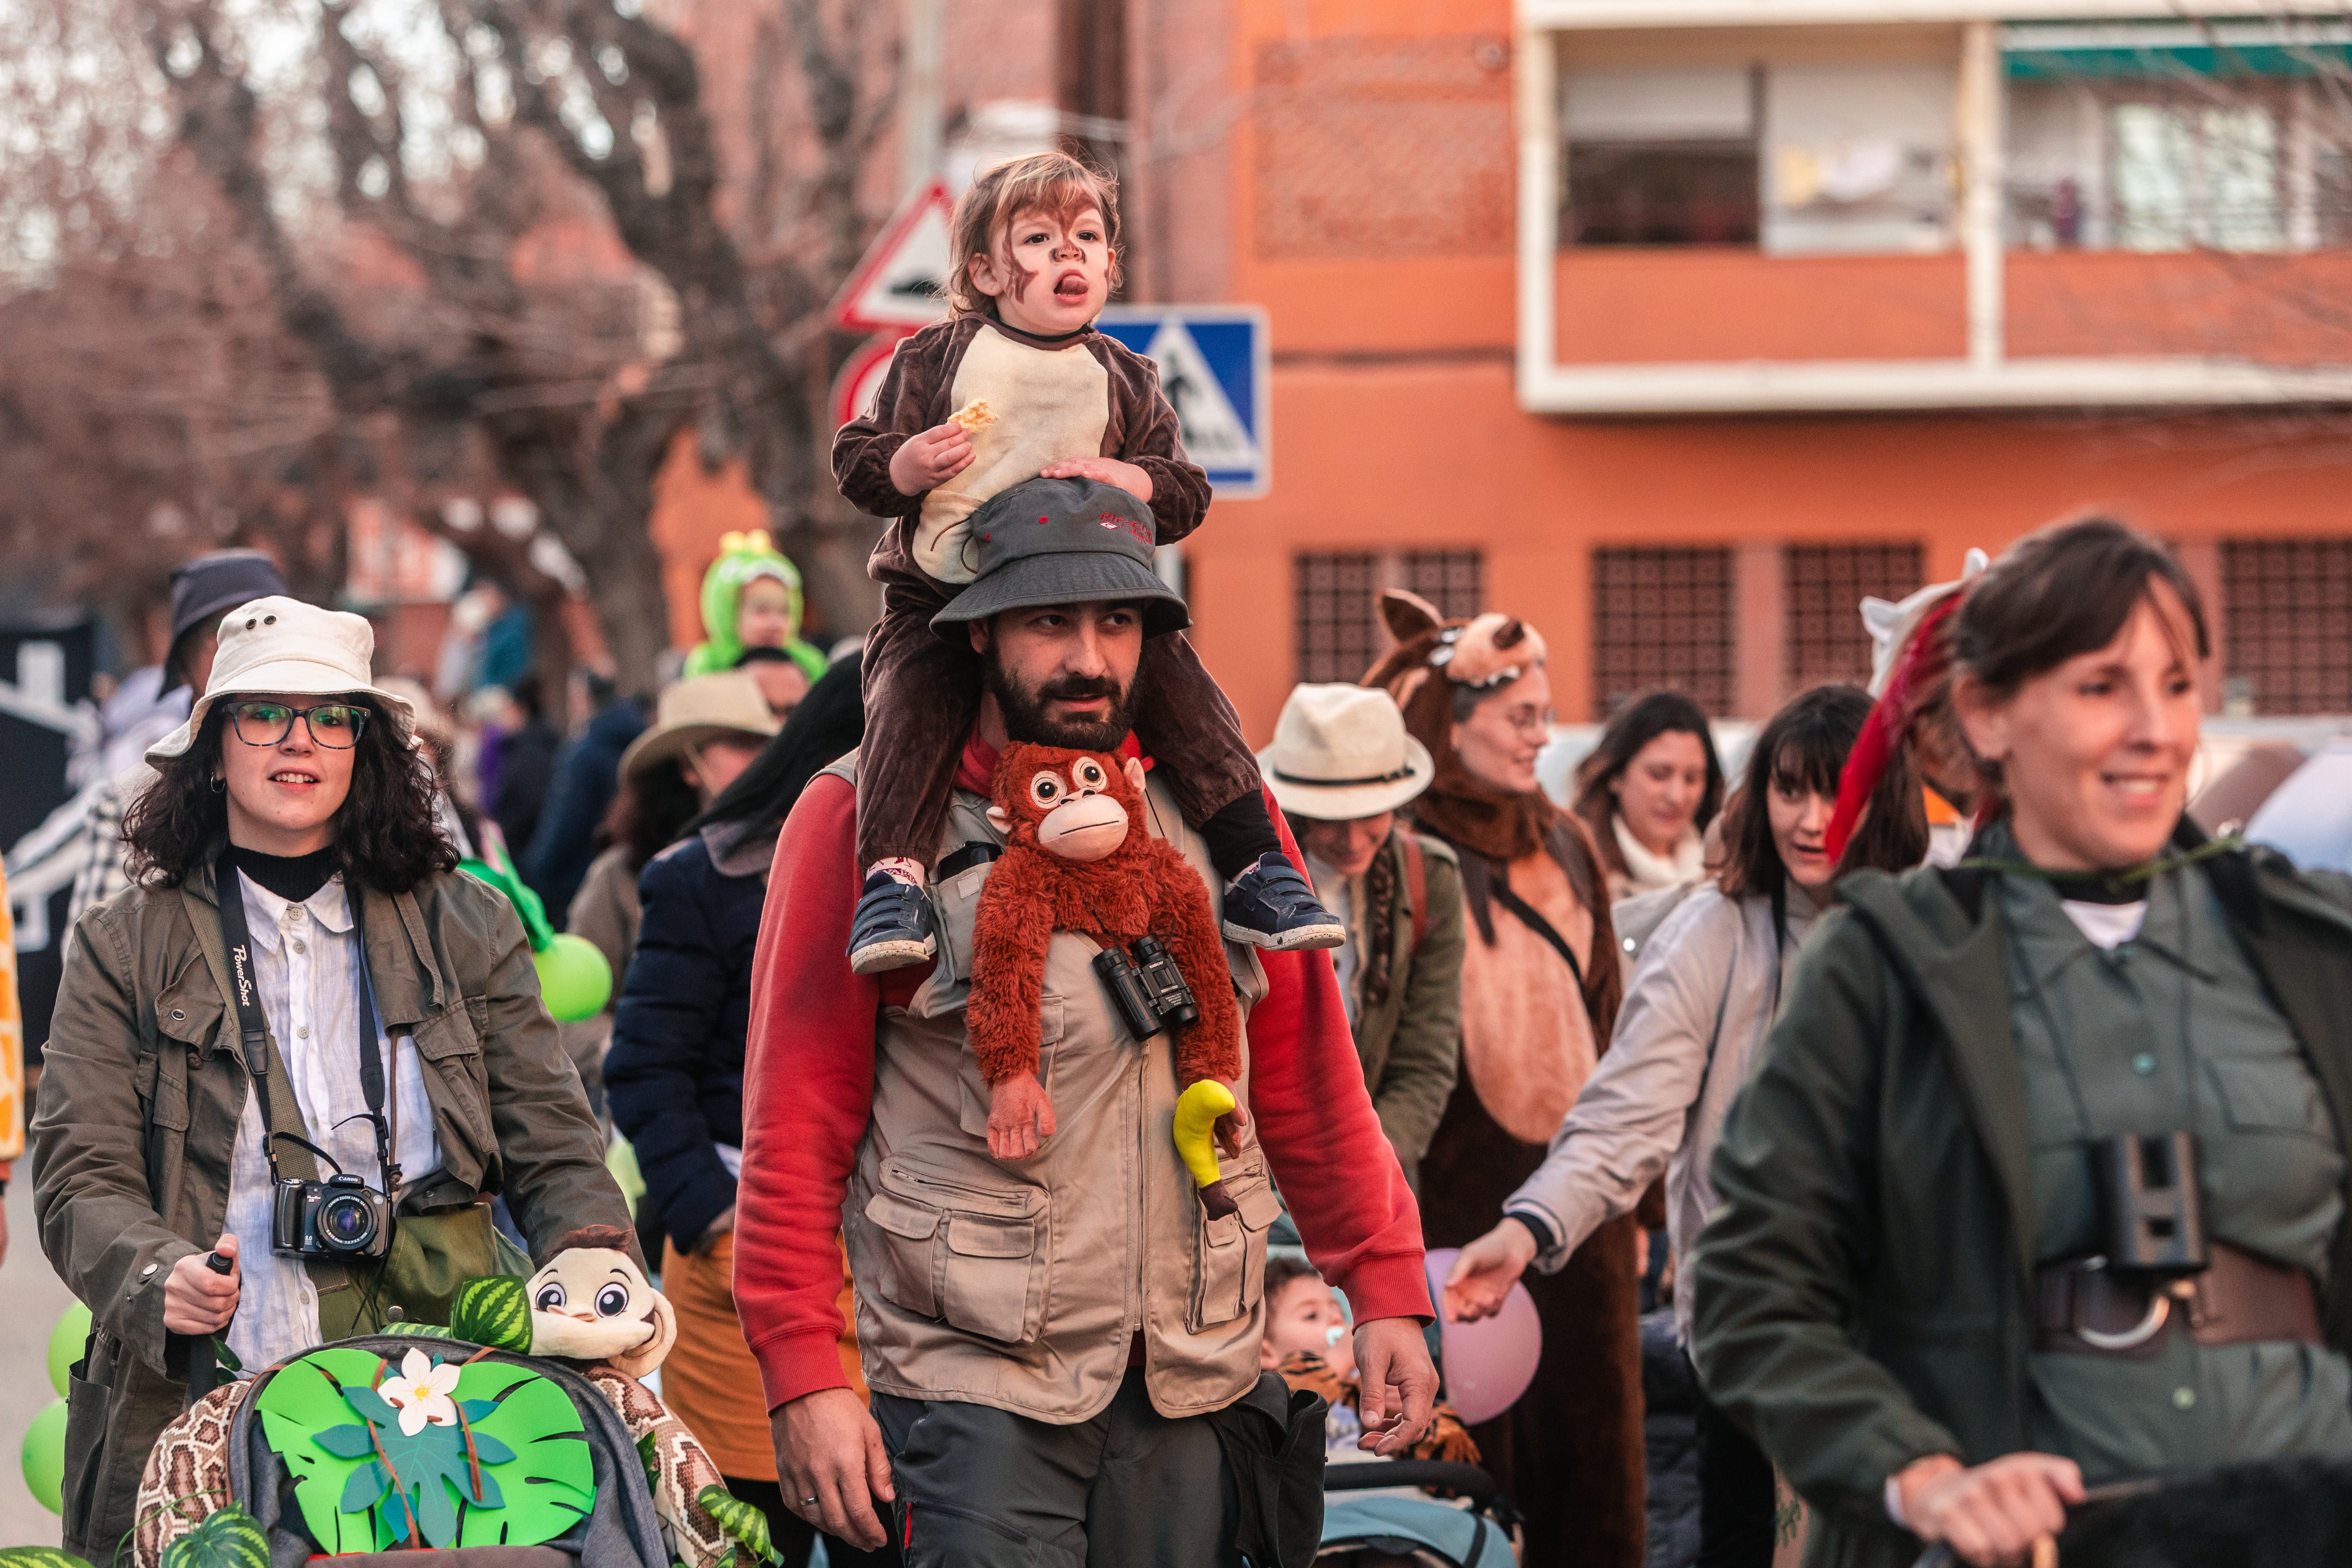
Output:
[601, 0, 2352, 739]
[1112, 0, 2352, 740]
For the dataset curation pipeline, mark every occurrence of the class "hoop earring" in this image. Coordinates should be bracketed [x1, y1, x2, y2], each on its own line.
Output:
[210, 777, 226, 794]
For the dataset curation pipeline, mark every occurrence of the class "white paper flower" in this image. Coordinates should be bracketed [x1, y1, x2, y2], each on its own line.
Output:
[379, 1347, 462, 1436]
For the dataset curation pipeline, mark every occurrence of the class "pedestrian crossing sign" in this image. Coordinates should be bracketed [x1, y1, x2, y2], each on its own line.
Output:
[1096, 307, 1271, 499]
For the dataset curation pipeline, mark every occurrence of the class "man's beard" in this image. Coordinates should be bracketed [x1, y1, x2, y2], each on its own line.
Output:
[983, 646, 1140, 751]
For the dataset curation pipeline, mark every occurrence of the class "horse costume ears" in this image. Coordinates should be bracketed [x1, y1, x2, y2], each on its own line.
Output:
[1380, 588, 1445, 644]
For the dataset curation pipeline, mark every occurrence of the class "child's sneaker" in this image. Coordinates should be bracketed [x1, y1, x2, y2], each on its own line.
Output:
[848, 872, 938, 974]
[1220, 852, 1345, 951]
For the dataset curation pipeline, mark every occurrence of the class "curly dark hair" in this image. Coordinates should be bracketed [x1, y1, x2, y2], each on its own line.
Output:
[123, 701, 457, 893]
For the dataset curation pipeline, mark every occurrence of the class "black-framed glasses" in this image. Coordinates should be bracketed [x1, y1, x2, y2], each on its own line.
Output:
[223, 700, 372, 750]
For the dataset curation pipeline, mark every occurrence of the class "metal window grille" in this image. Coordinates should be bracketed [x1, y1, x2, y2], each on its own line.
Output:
[1593, 546, 1736, 716]
[1293, 550, 1485, 685]
[2223, 539, 2352, 714]
[1785, 543, 1925, 693]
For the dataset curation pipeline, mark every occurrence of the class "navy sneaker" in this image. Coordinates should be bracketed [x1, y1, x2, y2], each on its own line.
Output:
[848, 872, 938, 975]
[1220, 852, 1345, 951]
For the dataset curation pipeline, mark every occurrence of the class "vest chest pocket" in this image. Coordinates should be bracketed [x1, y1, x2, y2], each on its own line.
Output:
[866, 1157, 1048, 1344]
[1188, 1158, 1283, 1332]
[956, 996, 1065, 1138]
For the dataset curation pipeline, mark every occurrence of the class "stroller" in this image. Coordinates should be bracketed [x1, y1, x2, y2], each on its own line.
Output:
[1316, 1457, 1521, 1566]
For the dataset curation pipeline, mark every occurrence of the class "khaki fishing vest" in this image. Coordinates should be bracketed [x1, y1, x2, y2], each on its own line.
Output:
[826, 758, 1281, 1423]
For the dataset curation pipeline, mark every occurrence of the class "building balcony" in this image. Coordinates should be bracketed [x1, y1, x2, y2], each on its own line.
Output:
[1517, 1, 2352, 411]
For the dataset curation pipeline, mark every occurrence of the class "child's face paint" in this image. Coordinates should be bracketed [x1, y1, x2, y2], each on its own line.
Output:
[737, 576, 795, 649]
[969, 204, 1111, 337]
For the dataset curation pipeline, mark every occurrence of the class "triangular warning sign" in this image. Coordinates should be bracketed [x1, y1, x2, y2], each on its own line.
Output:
[1143, 319, 1258, 470]
[831, 179, 955, 332]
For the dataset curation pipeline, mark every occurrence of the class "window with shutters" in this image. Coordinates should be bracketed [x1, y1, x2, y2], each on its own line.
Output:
[1593, 546, 1735, 715]
[1785, 543, 1924, 693]
[1293, 549, 1485, 685]
[2223, 539, 2352, 713]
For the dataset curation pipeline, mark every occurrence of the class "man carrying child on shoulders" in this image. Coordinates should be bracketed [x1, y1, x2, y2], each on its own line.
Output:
[733, 476, 1437, 1567]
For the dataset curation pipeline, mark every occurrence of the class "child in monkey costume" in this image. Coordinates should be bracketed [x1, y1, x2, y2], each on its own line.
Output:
[967, 740, 1243, 1195]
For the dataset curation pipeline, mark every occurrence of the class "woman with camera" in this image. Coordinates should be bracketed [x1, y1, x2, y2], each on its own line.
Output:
[1690, 519, 2352, 1568]
[31, 598, 632, 1564]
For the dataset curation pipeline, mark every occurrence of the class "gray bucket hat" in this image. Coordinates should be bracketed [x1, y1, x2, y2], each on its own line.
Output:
[929, 477, 1190, 642]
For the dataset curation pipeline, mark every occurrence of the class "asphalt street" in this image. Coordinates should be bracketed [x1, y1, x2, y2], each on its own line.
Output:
[1, 1170, 77, 1548]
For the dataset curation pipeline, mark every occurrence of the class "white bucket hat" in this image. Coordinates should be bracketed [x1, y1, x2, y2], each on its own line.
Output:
[145, 596, 415, 764]
[1259, 684, 1434, 822]
[618, 671, 780, 783]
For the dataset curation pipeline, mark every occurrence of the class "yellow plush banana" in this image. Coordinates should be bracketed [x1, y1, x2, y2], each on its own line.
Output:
[1174, 1080, 1239, 1219]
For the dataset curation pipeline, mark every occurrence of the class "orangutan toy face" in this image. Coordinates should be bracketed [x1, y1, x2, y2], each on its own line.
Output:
[525, 1248, 677, 1378]
[987, 744, 1150, 864]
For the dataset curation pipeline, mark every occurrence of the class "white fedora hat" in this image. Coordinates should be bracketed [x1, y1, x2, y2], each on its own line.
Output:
[1259, 684, 1434, 821]
[147, 596, 415, 764]
[619, 671, 780, 782]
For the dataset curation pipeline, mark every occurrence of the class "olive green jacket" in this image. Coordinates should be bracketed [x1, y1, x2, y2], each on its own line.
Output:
[1349, 830, 1465, 1191]
[1689, 825, 2352, 1568]
[29, 857, 630, 1560]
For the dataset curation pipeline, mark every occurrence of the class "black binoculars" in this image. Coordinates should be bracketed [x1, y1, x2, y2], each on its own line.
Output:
[1093, 936, 1200, 1042]
[2093, 1130, 2208, 1275]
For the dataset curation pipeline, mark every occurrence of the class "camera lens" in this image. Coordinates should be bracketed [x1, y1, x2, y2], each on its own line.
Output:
[319, 1193, 377, 1250]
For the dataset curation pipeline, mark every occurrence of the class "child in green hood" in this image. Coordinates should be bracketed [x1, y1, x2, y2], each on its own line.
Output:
[684, 531, 829, 682]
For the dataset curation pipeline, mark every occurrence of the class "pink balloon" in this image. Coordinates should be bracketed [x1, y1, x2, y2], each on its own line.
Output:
[1424, 1247, 1543, 1426]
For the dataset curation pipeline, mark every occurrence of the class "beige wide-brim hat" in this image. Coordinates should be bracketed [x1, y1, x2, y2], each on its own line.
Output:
[146, 596, 416, 764]
[619, 671, 780, 782]
[1258, 683, 1434, 822]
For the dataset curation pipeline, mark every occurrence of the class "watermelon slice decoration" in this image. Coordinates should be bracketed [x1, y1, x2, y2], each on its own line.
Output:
[451, 1274, 535, 1353]
[255, 1347, 595, 1552]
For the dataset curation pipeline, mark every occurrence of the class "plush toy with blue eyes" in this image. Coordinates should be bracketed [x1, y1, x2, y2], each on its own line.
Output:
[523, 1225, 678, 1379]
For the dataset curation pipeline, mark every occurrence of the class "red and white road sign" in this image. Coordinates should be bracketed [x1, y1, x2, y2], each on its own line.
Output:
[829, 178, 956, 333]
[831, 331, 914, 430]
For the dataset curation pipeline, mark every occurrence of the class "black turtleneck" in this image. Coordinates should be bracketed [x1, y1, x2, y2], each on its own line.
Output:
[227, 843, 339, 904]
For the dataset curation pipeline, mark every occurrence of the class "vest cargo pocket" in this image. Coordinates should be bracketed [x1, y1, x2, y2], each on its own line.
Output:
[942, 1212, 1043, 1343]
[864, 1191, 943, 1319]
[873, 1158, 1047, 1343]
[1188, 1162, 1282, 1332]
[956, 996, 1065, 1138]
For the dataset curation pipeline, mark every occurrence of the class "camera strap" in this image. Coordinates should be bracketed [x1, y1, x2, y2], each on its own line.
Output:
[215, 848, 395, 1195]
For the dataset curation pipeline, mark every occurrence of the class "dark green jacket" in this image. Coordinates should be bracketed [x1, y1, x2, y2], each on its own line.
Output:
[1349, 829, 1465, 1191]
[1689, 825, 2352, 1568]
[30, 858, 632, 1561]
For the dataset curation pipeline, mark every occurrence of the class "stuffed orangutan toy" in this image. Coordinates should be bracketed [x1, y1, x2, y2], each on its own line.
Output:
[970, 742, 1245, 1211]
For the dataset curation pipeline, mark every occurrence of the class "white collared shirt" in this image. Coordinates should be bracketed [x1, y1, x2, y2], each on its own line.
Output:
[221, 869, 440, 1372]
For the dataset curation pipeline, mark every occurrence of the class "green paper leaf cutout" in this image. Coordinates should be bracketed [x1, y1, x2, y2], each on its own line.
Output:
[639, 1431, 661, 1490]
[255, 1348, 595, 1554]
[0, 1550, 100, 1568]
[210, 1337, 243, 1373]
[454, 1359, 597, 1544]
[158, 1502, 268, 1568]
[312, 1423, 377, 1459]
[256, 1350, 399, 1555]
[339, 1463, 388, 1515]
[452, 1274, 535, 1352]
[343, 1385, 399, 1425]
[698, 1485, 782, 1566]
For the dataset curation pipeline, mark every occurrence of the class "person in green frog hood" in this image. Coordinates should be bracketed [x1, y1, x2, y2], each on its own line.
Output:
[684, 531, 829, 685]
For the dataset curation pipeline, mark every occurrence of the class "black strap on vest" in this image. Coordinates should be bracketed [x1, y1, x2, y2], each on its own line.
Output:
[1489, 865, 1586, 991]
[937, 841, 1004, 882]
[215, 848, 396, 1189]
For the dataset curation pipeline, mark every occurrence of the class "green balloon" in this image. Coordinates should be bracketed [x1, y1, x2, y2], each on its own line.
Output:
[22, 1398, 67, 1514]
[47, 1303, 91, 1400]
[534, 933, 612, 1023]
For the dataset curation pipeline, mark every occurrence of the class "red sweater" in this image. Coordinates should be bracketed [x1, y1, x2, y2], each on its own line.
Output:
[735, 742, 1434, 1411]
